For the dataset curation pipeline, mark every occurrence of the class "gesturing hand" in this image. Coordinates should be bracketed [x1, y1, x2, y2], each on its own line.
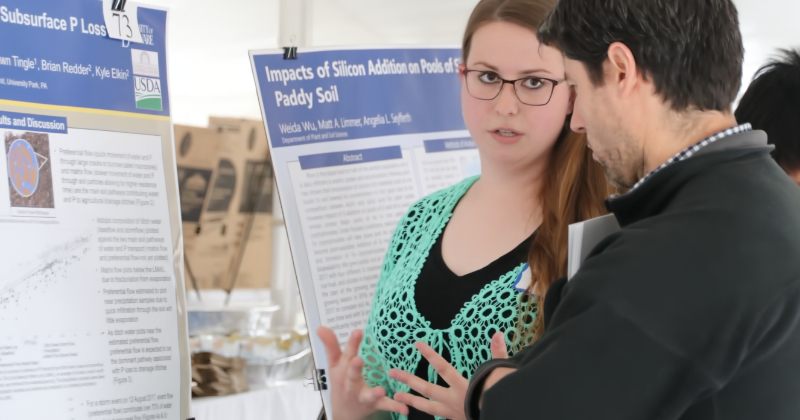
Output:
[317, 327, 409, 420]
[388, 331, 509, 420]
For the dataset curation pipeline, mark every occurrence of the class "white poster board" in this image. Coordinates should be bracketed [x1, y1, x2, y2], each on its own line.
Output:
[250, 46, 478, 418]
[0, 1, 190, 418]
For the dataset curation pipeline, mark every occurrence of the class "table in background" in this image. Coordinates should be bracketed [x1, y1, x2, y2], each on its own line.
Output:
[191, 380, 323, 420]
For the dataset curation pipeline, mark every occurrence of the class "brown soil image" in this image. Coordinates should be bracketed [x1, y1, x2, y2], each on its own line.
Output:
[4, 131, 55, 209]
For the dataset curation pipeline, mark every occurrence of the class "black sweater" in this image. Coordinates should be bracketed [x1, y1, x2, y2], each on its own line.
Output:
[467, 130, 800, 420]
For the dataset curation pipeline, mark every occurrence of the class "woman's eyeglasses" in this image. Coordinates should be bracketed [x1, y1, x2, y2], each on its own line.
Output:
[461, 68, 564, 106]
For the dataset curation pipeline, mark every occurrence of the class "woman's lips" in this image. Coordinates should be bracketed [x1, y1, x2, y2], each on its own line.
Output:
[489, 128, 523, 144]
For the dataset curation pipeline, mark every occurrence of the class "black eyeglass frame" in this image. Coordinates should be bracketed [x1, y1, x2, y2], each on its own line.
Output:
[460, 68, 565, 106]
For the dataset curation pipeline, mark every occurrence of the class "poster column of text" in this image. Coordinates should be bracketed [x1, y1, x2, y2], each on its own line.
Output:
[289, 147, 420, 341]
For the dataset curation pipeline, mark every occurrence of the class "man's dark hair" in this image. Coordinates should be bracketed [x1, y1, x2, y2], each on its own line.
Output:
[735, 49, 800, 172]
[537, 0, 744, 112]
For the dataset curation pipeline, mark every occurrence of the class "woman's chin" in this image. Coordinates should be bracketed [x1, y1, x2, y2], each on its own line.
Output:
[482, 147, 539, 168]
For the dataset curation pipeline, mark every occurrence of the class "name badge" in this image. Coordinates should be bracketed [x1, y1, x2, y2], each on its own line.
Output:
[513, 263, 538, 296]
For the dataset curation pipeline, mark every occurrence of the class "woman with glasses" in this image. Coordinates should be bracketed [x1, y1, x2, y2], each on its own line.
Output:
[316, 0, 609, 419]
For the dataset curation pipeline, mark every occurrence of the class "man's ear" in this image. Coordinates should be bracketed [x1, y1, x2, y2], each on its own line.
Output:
[605, 42, 639, 97]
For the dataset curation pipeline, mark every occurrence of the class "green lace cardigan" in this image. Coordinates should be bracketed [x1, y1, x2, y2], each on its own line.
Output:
[360, 176, 537, 420]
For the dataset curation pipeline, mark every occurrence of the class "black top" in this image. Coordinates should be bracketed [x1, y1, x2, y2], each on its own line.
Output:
[407, 226, 534, 420]
[470, 130, 800, 420]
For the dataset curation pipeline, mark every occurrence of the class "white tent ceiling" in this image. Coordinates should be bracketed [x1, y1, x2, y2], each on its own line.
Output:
[155, 0, 800, 127]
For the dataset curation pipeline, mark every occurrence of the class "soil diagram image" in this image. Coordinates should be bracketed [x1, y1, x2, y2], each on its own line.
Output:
[4, 131, 55, 209]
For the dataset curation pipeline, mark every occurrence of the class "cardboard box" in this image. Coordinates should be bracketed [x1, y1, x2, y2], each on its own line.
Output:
[173, 124, 223, 290]
[206, 117, 274, 290]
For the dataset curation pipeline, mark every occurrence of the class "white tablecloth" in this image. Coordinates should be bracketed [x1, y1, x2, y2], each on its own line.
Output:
[191, 381, 323, 420]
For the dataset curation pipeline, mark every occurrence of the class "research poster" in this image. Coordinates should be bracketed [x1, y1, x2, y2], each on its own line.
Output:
[250, 46, 478, 415]
[0, 1, 190, 419]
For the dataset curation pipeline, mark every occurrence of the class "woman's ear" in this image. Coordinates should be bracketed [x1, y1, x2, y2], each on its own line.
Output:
[458, 62, 467, 83]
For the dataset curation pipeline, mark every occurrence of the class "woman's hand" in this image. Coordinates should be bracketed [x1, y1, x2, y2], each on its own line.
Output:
[389, 331, 509, 420]
[317, 327, 409, 420]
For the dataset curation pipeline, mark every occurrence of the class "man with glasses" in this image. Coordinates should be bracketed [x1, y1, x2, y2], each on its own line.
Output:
[464, 0, 800, 419]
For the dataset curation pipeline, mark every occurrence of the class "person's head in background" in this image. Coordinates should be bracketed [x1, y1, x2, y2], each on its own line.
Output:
[460, 0, 608, 342]
[735, 49, 800, 187]
[538, 0, 744, 190]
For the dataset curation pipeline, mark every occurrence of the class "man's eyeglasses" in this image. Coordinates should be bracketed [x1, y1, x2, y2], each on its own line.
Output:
[461, 68, 564, 106]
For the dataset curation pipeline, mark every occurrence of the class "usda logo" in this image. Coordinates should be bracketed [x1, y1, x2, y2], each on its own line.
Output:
[134, 76, 162, 111]
[131, 49, 162, 111]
